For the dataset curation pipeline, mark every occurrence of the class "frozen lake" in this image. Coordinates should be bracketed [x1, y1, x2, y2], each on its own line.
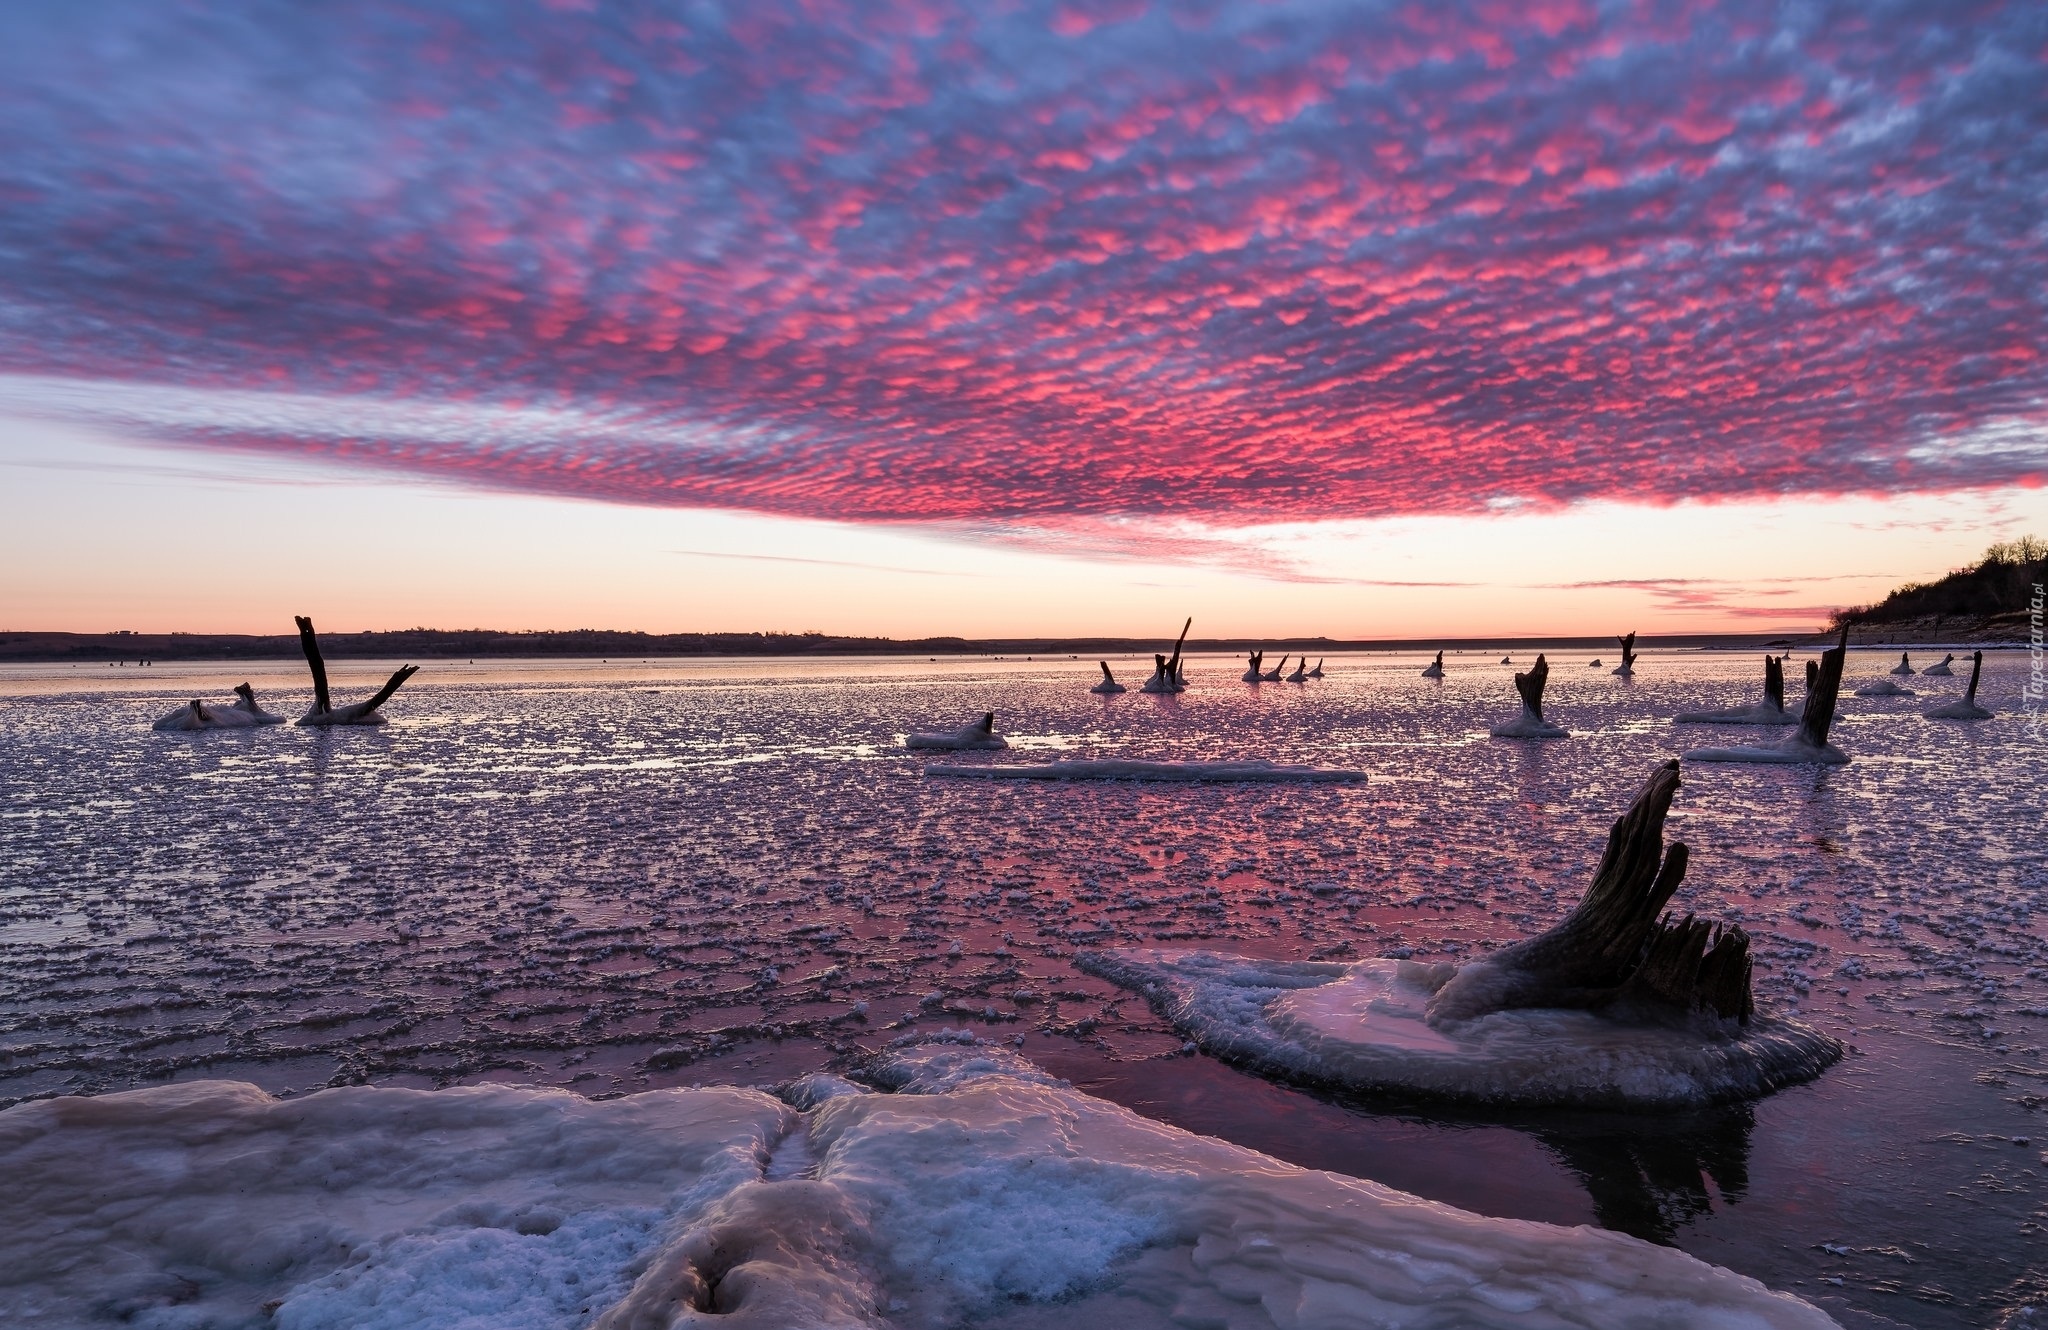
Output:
[1, 649, 2042, 1327]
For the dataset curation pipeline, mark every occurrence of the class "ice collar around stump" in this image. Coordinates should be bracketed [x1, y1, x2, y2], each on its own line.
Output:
[1673, 655, 1793, 725]
[1890, 651, 1916, 676]
[293, 616, 418, 727]
[1079, 762, 1842, 1109]
[1306, 658, 1323, 678]
[1612, 630, 1639, 676]
[1421, 650, 1444, 678]
[1687, 630, 1850, 764]
[1922, 652, 1957, 676]
[1140, 616, 1191, 693]
[905, 712, 1007, 750]
[152, 683, 287, 732]
[1489, 653, 1568, 738]
[1924, 651, 1993, 720]
[1089, 661, 1126, 695]
[1285, 657, 1308, 682]
[1240, 650, 1264, 682]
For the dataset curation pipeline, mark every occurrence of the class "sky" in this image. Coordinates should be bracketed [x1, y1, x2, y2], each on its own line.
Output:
[0, 0, 2043, 637]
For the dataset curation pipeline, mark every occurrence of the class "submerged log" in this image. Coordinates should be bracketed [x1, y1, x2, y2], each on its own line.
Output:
[1426, 761, 1758, 1025]
[294, 615, 419, 726]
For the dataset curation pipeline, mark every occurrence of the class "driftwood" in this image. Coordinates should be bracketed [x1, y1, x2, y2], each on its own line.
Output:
[1427, 761, 1754, 1026]
[295, 615, 418, 727]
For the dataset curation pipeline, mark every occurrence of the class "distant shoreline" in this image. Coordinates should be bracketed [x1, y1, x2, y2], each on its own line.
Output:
[0, 624, 2028, 663]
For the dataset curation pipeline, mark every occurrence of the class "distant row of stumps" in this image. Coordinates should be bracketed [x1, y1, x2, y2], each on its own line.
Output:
[151, 617, 418, 731]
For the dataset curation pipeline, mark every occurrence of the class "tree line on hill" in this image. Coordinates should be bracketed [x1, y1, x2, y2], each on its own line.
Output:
[1829, 536, 2046, 628]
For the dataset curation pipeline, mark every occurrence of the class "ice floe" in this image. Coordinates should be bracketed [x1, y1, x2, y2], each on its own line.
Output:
[923, 759, 1368, 783]
[152, 682, 286, 732]
[0, 1043, 1839, 1329]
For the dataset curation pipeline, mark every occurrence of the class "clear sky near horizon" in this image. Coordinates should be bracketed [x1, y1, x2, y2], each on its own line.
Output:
[1, 1, 2043, 638]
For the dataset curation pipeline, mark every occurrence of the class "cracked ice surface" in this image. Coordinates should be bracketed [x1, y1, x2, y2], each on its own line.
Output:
[0, 651, 2043, 1327]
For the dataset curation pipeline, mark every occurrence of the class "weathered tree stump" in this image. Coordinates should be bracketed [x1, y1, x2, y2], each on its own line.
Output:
[1428, 761, 1757, 1025]
[294, 615, 419, 726]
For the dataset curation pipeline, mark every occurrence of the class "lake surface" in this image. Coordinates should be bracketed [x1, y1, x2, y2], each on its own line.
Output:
[1, 649, 2042, 1328]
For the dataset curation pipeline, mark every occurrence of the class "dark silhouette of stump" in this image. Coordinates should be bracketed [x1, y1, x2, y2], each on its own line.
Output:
[1428, 761, 1756, 1025]
[295, 615, 418, 726]
[1797, 627, 1849, 749]
[1514, 654, 1550, 722]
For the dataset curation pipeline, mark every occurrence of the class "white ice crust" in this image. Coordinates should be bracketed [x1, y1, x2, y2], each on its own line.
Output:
[905, 719, 1007, 750]
[923, 758, 1367, 783]
[153, 691, 286, 732]
[153, 701, 265, 732]
[1682, 733, 1849, 765]
[0, 1053, 1839, 1330]
[1924, 697, 1992, 720]
[299, 699, 394, 727]
[1852, 679, 1912, 697]
[1672, 700, 1794, 726]
[1079, 950, 1840, 1113]
[1488, 707, 1569, 739]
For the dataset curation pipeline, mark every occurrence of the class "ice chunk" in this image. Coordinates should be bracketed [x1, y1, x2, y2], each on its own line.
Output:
[0, 1079, 791, 1330]
[1079, 949, 1841, 1109]
[2, 1055, 1838, 1329]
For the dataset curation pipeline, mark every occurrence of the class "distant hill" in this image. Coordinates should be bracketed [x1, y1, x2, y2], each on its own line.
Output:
[1843, 532, 2048, 631]
[0, 628, 1798, 663]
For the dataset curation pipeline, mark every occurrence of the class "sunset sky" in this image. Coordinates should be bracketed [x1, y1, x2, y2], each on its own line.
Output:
[1, 0, 2042, 637]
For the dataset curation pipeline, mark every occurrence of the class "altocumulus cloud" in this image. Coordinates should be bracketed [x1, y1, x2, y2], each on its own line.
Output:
[0, 0, 2043, 535]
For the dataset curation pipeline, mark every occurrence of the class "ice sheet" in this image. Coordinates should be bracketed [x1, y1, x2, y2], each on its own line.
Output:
[0, 1048, 1838, 1329]
[0, 1079, 790, 1329]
